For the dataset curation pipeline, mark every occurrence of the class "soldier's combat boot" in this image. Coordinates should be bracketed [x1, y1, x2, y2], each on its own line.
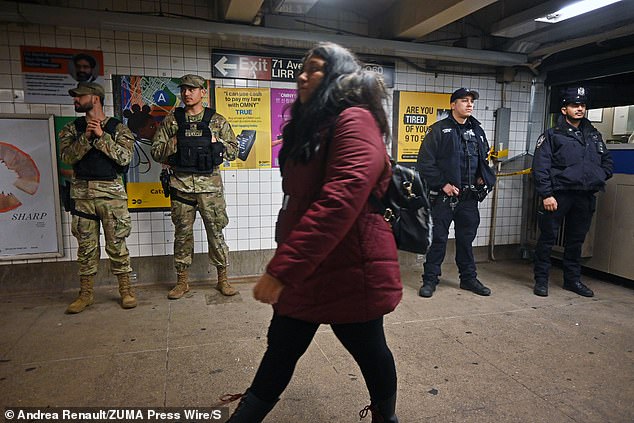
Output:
[117, 273, 137, 309]
[216, 266, 237, 296]
[66, 274, 95, 314]
[168, 270, 189, 299]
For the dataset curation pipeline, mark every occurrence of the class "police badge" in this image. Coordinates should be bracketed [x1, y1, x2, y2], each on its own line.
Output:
[536, 134, 545, 149]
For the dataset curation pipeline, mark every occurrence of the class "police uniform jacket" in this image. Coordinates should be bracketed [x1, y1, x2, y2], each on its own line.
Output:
[533, 115, 613, 198]
[266, 107, 402, 324]
[416, 114, 496, 192]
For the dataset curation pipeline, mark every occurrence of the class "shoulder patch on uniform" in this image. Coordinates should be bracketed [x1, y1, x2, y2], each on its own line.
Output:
[536, 134, 545, 149]
[442, 128, 452, 133]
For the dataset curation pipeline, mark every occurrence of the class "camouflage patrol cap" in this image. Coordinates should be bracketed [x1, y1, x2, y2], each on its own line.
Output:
[68, 82, 105, 98]
[178, 74, 207, 89]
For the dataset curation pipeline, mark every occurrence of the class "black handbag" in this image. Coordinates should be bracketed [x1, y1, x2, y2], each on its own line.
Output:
[370, 161, 433, 255]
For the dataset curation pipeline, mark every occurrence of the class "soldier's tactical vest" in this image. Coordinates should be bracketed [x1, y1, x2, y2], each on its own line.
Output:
[168, 107, 224, 174]
[73, 117, 128, 180]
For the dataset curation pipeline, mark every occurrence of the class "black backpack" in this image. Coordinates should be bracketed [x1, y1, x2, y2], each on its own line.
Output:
[370, 161, 433, 255]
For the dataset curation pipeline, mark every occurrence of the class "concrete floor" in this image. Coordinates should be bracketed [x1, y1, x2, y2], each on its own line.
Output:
[1, 259, 633, 422]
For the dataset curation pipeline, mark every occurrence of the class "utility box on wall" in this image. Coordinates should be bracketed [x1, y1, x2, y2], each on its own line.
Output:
[494, 107, 511, 152]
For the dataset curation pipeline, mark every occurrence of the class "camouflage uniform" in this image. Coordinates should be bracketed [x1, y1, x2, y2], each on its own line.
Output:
[151, 109, 238, 272]
[59, 118, 135, 276]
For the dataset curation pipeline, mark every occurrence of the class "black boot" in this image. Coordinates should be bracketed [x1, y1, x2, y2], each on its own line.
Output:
[419, 279, 438, 298]
[533, 280, 548, 297]
[459, 278, 491, 296]
[226, 390, 278, 423]
[563, 280, 594, 297]
[359, 393, 399, 423]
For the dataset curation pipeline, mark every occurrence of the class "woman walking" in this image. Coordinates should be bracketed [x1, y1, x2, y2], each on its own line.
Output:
[227, 42, 402, 423]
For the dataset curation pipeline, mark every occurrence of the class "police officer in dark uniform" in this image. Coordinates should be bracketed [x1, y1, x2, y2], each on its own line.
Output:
[416, 88, 497, 298]
[532, 87, 613, 297]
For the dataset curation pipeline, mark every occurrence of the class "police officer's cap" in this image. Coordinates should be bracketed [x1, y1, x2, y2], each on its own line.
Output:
[561, 86, 588, 106]
[450, 88, 479, 103]
[68, 82, 105, 98]
[178, 74, 207, 89]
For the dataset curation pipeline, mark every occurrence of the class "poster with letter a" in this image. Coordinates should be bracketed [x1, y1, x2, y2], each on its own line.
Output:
[215, 88, 271, 169]
[0, 114, 63, 259]
[393, 91, 451, 163]
[113, 75, 214, 210]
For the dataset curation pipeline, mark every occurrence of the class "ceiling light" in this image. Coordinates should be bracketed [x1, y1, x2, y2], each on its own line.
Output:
[535, 0, 622, 23]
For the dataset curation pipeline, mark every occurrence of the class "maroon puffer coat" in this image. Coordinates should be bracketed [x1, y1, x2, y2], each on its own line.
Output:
[266, 107, 402, 324]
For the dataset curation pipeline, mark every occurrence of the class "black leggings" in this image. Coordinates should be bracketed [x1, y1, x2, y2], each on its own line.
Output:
[250, 313, 397, 404]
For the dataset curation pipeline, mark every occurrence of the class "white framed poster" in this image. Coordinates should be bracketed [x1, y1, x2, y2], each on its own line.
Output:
[0, 114, 63, 259]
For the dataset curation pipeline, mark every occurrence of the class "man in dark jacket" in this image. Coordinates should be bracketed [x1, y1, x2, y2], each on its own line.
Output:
[532, 87, 613, 297]
[416, 88, 496, 298]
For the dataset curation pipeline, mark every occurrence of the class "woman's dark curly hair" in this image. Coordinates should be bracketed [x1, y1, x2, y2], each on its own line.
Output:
[279, 42, 389, 170]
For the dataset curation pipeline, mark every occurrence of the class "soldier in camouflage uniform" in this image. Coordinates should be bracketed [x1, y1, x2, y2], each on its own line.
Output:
[151, 74, 239, 299]
[59, 82, 137, 313]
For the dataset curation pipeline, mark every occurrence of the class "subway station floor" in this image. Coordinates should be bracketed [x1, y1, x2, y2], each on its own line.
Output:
[1, 259, 633, 423]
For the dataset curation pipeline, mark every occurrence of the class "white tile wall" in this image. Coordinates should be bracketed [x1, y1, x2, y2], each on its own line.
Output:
[0, 1, 543, 267]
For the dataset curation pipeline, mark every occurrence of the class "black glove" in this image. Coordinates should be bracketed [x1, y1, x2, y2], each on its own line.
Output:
[160, 168, 172, 198]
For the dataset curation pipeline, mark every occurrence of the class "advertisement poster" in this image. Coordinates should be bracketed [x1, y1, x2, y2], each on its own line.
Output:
[53, 116, 75, 214]
[393, 91, 451, 162]
[270, 88, 296, 168]
[215, 88, 271, 169]
[113, 75, 214, 211]
[20, 46, 105, 104]
[0, 115, 62, 259]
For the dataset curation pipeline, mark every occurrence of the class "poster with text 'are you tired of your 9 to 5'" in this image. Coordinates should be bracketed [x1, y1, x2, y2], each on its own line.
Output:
[393, 91, 451, 163]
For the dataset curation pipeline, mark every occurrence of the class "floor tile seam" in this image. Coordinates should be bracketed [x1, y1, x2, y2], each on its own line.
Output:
[386, 300, 613, 326]
[164, 337, 267, 351]
[16, 347, 169, 367]
[9, 336, 271, 367]
[312, 337, 338, 375]
[1, 307, 50, 360]
[163, 302, 174, 407]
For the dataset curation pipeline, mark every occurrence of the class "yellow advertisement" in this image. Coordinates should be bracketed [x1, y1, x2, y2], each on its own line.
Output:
[126, 182, 170, 210]
[215, 88, 271, 169]
[394, 91, 451, 163]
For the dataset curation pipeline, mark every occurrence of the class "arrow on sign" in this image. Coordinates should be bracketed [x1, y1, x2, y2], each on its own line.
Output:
[214, 56, 237, 76]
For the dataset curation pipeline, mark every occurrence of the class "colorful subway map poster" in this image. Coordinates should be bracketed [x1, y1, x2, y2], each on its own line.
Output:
[113, 75, 214, 210]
